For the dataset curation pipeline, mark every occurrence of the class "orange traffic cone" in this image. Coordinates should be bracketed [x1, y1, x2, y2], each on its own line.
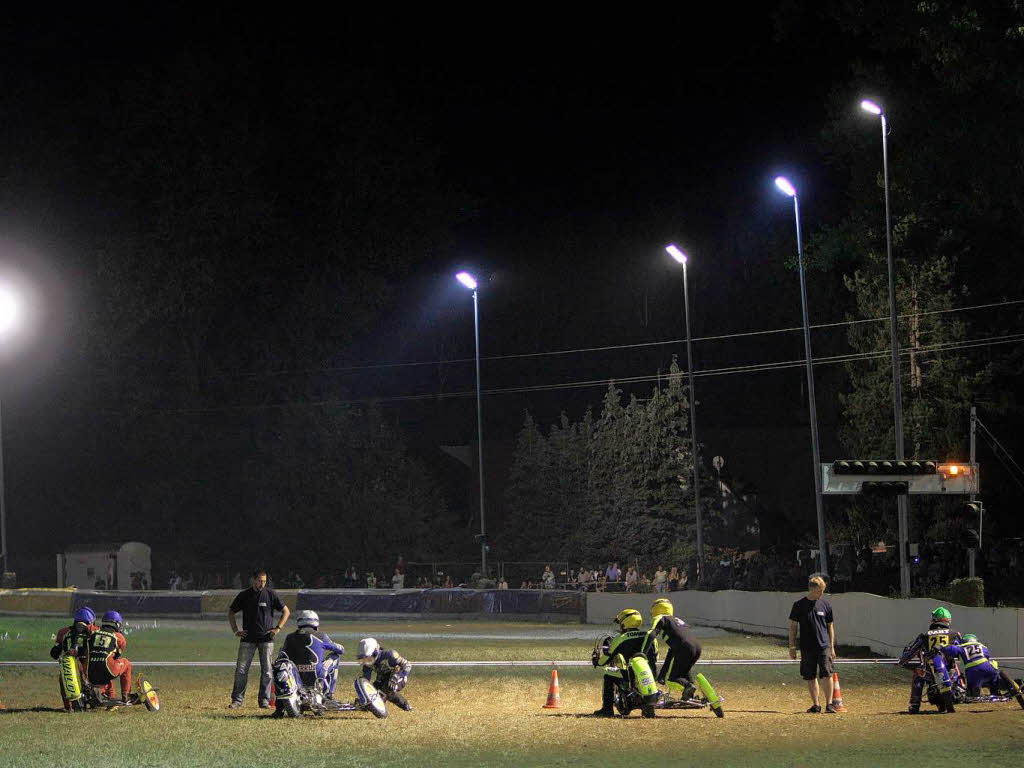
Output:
[542, 668, 562, 709]
[830, 672, 846, 712]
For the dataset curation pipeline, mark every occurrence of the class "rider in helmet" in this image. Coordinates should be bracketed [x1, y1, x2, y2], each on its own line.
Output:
[899, 606, 961, 714]
[942, 632, 1024, 708]
[278, 610, 345, 699]
[85, 611, 134, 702]
[356, 637, 413, 711]
[50, 606, 98, 710]
[590, 608, 657, 717]
[649, 598, 702, 702]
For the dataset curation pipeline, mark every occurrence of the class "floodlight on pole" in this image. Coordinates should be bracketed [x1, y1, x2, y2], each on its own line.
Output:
[0, 282, 20, 577]
[773, 177, 829, 576]
[665, 244, 687, 265]
[859, 95, 910, 597]
[665, 243, 703, 572]
[774, 176, 797, 198]
[860, 99, 883, 116]
[455, 271, 487, 579]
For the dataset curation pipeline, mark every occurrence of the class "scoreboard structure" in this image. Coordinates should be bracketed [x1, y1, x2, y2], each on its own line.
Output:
[820, 460, 979, 496]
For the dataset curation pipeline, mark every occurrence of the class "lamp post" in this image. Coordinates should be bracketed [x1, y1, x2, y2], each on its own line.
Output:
[774, 177, 828, 576]
[0, 285, 18, 578]
[665, 244, 703, 575]
[455, 271, 487, 579]
[860, 98, 910, 598]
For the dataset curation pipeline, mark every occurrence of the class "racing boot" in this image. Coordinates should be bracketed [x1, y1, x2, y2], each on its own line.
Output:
[593, 677, 615, 717]
[389, 693, 413, 712]
[939, 692, 956, 714]
[907, 704, 920, 715]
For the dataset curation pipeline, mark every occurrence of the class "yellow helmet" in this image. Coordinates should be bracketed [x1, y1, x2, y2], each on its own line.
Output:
[651, 598, 674, 619]
[615, 609, 643, 631]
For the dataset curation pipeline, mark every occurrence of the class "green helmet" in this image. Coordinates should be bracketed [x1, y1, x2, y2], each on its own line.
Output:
[962, 633, 978, 643]
[931, 606, 952, 624]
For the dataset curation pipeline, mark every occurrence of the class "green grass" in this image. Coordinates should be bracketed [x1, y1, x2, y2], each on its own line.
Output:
[1, 618, 1022, 767]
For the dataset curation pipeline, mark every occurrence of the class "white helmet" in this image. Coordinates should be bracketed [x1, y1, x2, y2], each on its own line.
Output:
[296, 610, 319, 629]
[356, 637, 380, 664]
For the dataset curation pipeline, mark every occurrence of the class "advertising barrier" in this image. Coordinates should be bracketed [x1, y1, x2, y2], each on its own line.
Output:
[587, 589, 1024, 660]
[1, 588, 583, 619]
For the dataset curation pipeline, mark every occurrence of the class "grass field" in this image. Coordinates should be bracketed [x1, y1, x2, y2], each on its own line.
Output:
[1, 618, 1022, 767]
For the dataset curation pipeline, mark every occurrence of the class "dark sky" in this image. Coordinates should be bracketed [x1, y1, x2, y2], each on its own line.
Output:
[0, 7, 877, 565]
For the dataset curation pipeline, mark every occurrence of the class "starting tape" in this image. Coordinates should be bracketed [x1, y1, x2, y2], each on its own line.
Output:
[2, 657, 1023, 668]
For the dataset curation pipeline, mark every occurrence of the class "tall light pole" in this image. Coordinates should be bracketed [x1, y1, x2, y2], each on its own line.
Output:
[665, 244, 703, 576]
[774, 177, 829, 576]
[456, 271, 487, 579]
[860, 98, 910, 598]
[0, 285, 19, 578]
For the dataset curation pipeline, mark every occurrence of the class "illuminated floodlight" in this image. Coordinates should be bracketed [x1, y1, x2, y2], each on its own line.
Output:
[774, 176, 797, 198]
[455, 272, 478, 290]
[860, 99, 883, 116]
[0, 287, 18, 335]
[665, 244, 687, 264]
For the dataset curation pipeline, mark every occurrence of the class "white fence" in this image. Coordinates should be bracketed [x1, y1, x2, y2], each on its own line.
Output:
[587, 590, 1024, 659]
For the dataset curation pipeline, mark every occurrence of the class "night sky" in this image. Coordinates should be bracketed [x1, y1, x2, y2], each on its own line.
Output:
[6, 6, 1000, 576]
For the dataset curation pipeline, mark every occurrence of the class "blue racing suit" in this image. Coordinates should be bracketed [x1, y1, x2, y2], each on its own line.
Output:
[942, 638, 1024, 705]
[279, 628, 345, 697]
[363, 649, 413, 709]
[899, 623, 961, 712]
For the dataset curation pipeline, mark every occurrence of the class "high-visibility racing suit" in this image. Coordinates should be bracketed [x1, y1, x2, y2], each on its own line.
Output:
[362, 649, 413, 710]
[592, 628, 658, 711]
[650, 614, 702, 700]
[899, 622, 962, 713]
[49, 621, 97, 710]
[279, 628, 345, 698]
[86, 626, 133, 701]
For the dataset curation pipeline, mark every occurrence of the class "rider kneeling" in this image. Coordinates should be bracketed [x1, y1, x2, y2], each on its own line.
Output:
[591, 608, 657, 717]
[279, 610, 345, 698]
[86, 611, 133, 703]
[50, 607, 98, 711]
[650, 598, 702, 702]
[356, 638, 413, 711]
[943, 633, 1024, 708]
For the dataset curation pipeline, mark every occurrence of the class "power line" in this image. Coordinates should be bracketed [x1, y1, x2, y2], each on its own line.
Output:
[117, 330, 1024, 415]
[229, 297, 1024, 379]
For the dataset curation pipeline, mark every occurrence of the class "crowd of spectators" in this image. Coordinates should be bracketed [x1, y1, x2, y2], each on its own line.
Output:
[152, 539, 1024, 604]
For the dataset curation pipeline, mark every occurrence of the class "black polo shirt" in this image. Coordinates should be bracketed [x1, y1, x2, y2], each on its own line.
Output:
[789, 596, 833, 652]
[229, 587, 285, 644]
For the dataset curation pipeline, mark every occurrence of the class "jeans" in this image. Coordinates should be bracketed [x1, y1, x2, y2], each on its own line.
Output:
[231, 641, 274, 704]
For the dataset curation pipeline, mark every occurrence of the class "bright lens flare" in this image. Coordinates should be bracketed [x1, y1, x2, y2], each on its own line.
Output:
[860, 99, 883, 115]
[774, 177, 797, 198]
[455, 272, 477, 290]
[0, 288, 18, 334]
[665, 244, 687, 264]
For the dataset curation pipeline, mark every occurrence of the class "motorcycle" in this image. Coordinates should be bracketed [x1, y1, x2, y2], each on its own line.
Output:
[271, 654, 387, 719]
[655, 672, 725, 718]
[593, 636, 660, 718]
[58, 652, 160, 713]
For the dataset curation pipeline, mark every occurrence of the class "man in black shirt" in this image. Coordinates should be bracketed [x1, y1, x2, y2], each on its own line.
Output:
[788, 575, 836, 713]
[228, 569, 290, 709]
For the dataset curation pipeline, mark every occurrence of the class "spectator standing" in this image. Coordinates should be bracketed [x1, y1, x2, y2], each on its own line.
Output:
[653, 565, 668, 593]
[541, 565, 556, 589]
[392, 568, 405, 590]
[667, 566, 679, 591]
[366, 572, 377, 589]
[624, 566, 638, 592]
[605, 562, 621, 585]
[788, 575, 836, 713]
[227, 569, 290, 709]
[577, 568, 591, 591]
[498, 577, 509, 590]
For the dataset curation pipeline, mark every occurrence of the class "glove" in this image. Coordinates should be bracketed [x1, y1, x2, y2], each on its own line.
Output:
[591, 649, 600, 668]
[50, 646, 61, 660]
[389, 674, 407, 693]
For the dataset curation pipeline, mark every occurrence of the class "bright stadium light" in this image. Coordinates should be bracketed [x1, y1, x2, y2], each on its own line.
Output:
[774, 176, 797, 198]
[860, 99, 883, 115]
[0, 287, 18, 335]
[665, 244, 687, 264]
[455, 271, 478, 291]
